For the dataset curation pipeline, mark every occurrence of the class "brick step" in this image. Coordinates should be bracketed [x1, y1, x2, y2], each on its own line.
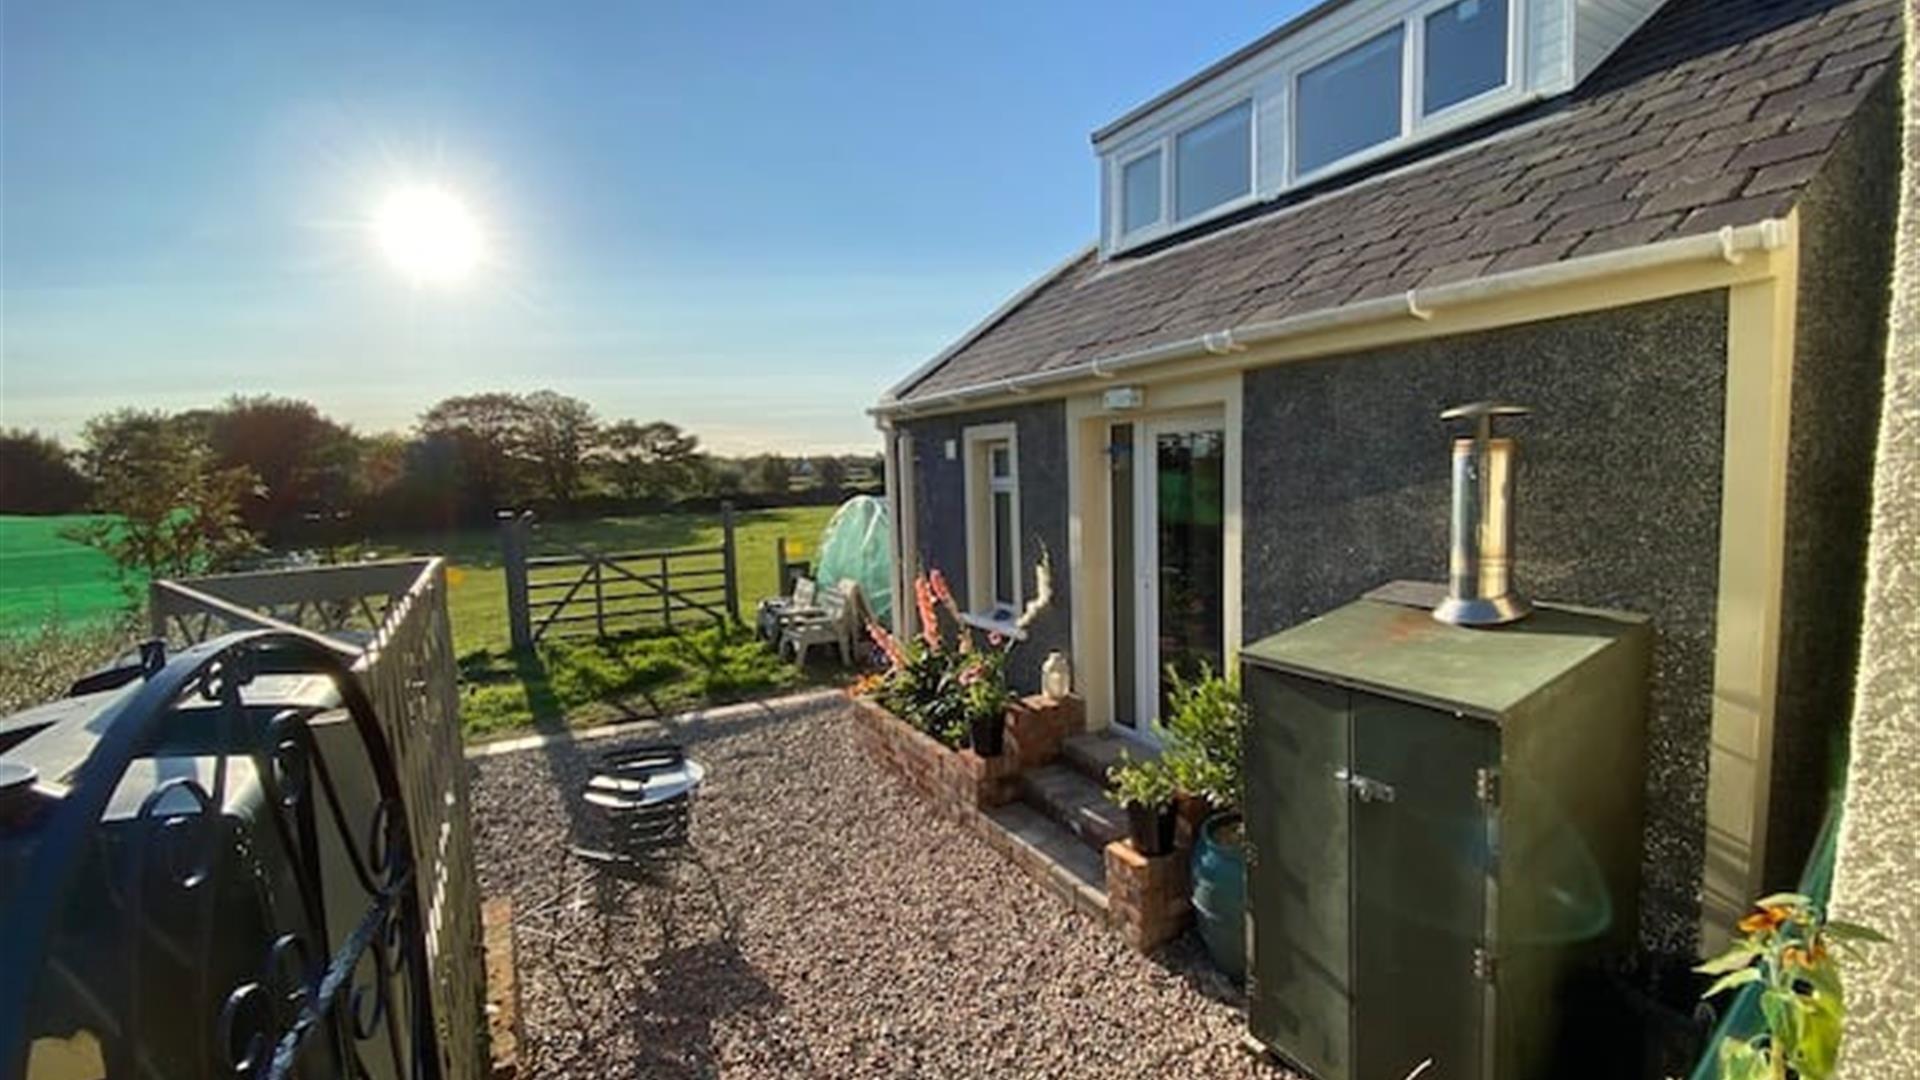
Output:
[1060, 731, 1155, 785]
[1019, 764, 1129, 850]
[982, 803, 1108, 920]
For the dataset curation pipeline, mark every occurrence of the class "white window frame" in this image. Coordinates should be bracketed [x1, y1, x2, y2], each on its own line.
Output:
[1412, 0, 1522, 124]
[1106, 95, 1257, 250]
[962, 423, 1022, 618]
[1117, 145, 1167, 240]
[1290, 0, 1522, 187]
[1101, 0, 1529, 254]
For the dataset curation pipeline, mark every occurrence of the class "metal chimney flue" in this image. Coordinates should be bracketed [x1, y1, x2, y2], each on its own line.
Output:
[1434, 401, 1531, 627]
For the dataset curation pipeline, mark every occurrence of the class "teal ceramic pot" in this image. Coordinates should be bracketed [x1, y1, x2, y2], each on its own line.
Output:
[1192, 811, 1246, 981]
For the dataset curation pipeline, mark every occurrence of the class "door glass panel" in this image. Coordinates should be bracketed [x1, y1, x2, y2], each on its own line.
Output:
[1110, 424, 1138, 728]
[1155, 427, 1225, 715]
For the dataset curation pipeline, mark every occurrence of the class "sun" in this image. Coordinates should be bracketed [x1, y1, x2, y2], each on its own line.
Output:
[372, 185, 484, 285]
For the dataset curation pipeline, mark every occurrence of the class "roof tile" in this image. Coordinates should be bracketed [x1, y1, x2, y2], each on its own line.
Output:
[1728, 121, 1846, 169]
[1486, 236, 1581, 274]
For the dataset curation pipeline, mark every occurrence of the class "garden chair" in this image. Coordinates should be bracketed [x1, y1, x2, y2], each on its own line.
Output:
[755, 575, 819, 643]
[778, 580, 863, 666]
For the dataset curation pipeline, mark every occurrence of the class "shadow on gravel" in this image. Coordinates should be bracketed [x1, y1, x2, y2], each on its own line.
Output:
[1155, 933, 1248, 1009]
[622, 938, 789, 1079]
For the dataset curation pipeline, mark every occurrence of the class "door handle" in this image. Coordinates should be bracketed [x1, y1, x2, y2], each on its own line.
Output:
[1334, 767, 1396, 803]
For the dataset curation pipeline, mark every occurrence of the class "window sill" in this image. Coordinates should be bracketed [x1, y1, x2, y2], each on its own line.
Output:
[960, 610, 1028, 641]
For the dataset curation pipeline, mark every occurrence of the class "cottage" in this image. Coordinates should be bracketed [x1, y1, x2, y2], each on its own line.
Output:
[872, 0, 1901, 963]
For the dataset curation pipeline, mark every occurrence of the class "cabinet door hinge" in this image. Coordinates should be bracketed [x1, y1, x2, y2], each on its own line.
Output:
[1472, 946, 1498, 983]
[1474, 766, 1500, 809]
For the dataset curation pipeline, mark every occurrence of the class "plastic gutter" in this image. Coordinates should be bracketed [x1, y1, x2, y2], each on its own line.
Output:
[872, 220, 1788, 419]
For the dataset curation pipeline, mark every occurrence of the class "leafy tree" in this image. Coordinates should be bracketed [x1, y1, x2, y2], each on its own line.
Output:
[67, 409, 260, 583]
[202, 395, 360, 536]
[0, 429, 90, 513]
[745, 454, 792, 495]
[519, 390, 599, 508]
[602, 419, 701, 500]
[418, 392, 532, 516]
[812, 455, 848, 496]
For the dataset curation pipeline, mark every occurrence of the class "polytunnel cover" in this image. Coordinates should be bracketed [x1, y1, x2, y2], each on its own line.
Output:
[812, 495, 892, 625]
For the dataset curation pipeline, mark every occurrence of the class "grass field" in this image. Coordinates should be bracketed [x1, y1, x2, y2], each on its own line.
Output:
[0, 506, 846, 737]
[0, 515, 141, 636]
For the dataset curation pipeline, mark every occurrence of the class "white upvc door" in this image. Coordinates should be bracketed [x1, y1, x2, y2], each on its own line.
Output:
[1110, 415, 1228, 746]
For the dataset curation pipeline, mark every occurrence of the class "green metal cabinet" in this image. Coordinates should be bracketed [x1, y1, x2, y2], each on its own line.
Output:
[1241, 589, 1650, 1080]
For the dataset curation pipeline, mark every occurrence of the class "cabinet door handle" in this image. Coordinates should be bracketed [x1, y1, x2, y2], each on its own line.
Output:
[1334, 767, 1396, 803]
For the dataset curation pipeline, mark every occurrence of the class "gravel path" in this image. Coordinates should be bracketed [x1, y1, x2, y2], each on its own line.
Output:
[472, 692, 1296, 1079]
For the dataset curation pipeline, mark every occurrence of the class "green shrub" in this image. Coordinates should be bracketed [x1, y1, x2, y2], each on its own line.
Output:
[1107, 755, 1177, 810]
[1159, 663, 1246, 811]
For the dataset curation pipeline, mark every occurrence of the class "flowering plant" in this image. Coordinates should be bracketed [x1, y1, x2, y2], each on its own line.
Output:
[1696, 893, 1886, 1080]
[862, 550, 1051, 750]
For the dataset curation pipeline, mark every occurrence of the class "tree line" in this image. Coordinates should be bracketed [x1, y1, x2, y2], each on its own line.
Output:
[0, 391, 880, 577]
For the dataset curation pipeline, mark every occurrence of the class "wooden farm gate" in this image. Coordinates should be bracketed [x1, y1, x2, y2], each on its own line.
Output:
[498, 506, 740, 650]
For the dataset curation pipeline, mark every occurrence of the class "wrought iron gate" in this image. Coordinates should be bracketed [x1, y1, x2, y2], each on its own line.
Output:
[1, 631, 444, 1079]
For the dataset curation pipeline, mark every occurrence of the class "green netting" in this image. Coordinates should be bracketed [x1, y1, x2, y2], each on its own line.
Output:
[811, 496, 892, 625]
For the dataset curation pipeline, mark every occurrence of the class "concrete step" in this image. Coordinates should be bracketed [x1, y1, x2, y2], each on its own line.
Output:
[1019, 764, 1129, 850]
[1060, 732, 1153, 785]
[983, 802, 1108, 920]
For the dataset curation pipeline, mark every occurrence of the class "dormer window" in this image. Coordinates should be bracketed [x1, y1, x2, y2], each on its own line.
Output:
[1175, 101, 1253, 220]
[1423, 0, 1511, 116]
[1295, 27, 1405, 179]
[1121, 149, 1163, 235]
[1096, 0, 1658, 254]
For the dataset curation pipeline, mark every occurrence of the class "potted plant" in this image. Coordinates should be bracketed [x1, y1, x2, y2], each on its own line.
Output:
[960, 646, 1011, 756]
[1694, 893, 1885, 1080]
[1157, 663, 1247, 979]
[1107, 756, 1177, 855]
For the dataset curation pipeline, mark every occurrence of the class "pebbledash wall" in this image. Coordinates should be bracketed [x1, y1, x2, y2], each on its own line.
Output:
[898, 399, 1073, 692]
[1765, 75, 1899, 890]
[1242, 290, 1730, 953]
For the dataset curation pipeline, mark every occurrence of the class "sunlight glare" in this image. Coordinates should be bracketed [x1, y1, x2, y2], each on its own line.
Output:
[373, 185, 484, 285]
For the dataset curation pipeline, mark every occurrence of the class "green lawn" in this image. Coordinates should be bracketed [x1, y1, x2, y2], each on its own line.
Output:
[360, 506, 848, 739]
[0, 514, 141, 636]
[0, 506, 847, 737]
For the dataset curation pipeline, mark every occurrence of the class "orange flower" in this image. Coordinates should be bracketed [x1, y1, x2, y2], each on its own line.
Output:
[1737, 905, 1791, 935]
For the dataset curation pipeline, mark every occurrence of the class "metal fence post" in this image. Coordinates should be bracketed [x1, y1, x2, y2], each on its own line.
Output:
[500, 510, 534, 653]
[720, 501, 740, 625]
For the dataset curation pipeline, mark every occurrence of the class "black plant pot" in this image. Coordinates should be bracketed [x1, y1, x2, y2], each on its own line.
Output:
[1125, 802, 1177, 856]
[968, 713, 1006, 757]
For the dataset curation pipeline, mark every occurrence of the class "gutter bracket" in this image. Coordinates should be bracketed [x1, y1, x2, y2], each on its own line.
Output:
[1717, 226, 1744, 265]
[1406, 290, 1434, 321]
[1202, 330, 1245, 356]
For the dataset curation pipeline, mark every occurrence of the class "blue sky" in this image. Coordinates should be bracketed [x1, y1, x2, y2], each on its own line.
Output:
[3, 1, 1308, 453]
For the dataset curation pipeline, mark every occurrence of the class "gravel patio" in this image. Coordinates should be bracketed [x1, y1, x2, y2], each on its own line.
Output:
[471, 690, 1295, 1079]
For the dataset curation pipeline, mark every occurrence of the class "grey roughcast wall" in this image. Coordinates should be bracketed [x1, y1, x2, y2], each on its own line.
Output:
[1241, 290, 1730, 954]
[898, 400, 1072, 694]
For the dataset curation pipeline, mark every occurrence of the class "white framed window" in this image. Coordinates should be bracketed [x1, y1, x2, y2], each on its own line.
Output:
[1120, 148, 1163, 236]
[963, 424, 1021, 616]
[1293, 26, 1406, 180]
[1421, 0, 1512, 117]
[1101, 0, 1524, 251]
[1174, 100, 1253, 221]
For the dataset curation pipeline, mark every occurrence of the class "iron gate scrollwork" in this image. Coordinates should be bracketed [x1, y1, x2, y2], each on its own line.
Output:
[1, 631, 445, 1080]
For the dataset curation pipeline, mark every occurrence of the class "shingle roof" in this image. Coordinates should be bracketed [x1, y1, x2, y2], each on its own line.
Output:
[892, 0, 1902, 403]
